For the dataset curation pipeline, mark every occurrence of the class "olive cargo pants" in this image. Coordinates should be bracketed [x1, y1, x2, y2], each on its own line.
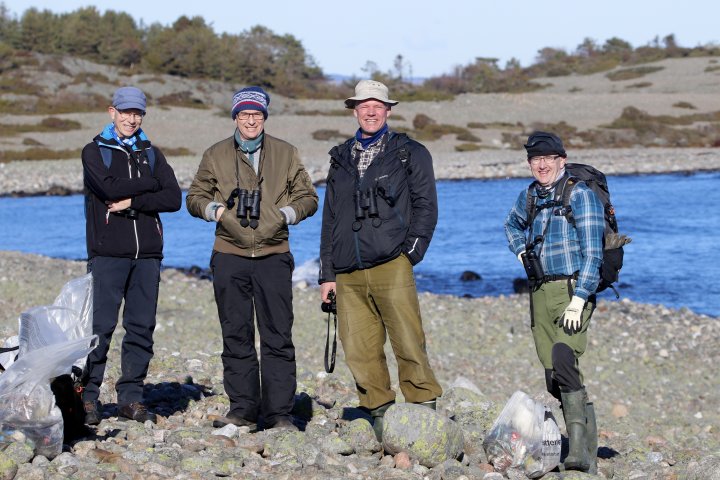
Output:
[336, 255, 442, 410]
[530, 279, 595, 388]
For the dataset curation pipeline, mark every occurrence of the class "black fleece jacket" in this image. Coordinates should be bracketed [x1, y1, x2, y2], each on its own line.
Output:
[82, 135, 181, 260]
[319, 132, 438, 283]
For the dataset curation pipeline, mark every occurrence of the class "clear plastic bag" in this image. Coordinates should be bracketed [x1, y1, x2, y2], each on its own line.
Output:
[0, 274, 97, 458]
[482, 390, 561, 478]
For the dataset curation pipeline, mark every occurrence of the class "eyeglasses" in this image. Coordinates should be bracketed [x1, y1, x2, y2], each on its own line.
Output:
[115, 109, 144, 121]
[236, 112, 265, 121]
[529, 155, 562, 165]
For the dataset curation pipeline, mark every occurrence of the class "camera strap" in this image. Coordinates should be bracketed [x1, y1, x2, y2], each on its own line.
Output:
[324, 310, 337, 373]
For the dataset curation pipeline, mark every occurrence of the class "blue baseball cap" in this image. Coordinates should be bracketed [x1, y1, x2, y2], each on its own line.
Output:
[112, 86, 147, 112]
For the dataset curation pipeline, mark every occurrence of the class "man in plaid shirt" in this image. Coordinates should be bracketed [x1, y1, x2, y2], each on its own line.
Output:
[504, 131, 604, 474]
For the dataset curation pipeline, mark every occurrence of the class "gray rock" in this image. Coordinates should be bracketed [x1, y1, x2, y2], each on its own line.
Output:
[382, 403, 465, 468]
[0, 451, 18, 480]
[686, 453, 720, 480]
[338, 418, 381, 454]
[2, 441, 34, 465]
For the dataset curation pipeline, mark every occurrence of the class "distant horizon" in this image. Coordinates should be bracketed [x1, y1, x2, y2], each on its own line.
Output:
[1, 0, 718, 78]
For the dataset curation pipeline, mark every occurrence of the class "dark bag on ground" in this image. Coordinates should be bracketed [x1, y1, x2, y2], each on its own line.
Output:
[49, 368, 87, 441]
[526, 163, 631, 296]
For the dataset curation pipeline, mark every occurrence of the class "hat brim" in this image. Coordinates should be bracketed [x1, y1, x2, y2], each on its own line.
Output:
[114, 101, 146, 112]
[344, 96, 399, 109]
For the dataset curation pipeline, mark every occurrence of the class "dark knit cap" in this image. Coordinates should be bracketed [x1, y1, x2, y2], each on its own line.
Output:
[524, 131, 567, 158]
[231, 86, 270, 120]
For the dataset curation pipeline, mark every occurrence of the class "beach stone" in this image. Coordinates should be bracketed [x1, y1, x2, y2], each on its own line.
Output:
[338, 418, 381, 454]
[460, 271, 482, 281]
[0, 452, 17, 480]
[50, 452, 81, 476]
[318, 434, 354, 455]
[686, 453, 720, 479]
[263, 430, 321, 466]
[2, 441, 34, 466]
[394, 451, 412, 470]
[382, 403, 465, 468]
[612, 403, 629, 418]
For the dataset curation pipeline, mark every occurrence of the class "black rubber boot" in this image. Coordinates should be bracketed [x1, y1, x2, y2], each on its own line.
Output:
[586, 402, 598, 474]
[370, 402, 394, 442]
[561, 389, 590, 471]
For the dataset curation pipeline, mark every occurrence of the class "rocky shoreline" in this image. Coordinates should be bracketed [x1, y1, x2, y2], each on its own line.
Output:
[0, 251, 718, 479]
[1, 146, 720, 197]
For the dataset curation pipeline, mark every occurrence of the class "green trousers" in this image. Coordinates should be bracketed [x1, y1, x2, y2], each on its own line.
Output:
[530, 279, 595, 383]
[336, 255, 443, 410]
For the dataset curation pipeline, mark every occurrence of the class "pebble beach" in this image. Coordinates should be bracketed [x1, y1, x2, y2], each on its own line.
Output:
[1, 55, 720, 479]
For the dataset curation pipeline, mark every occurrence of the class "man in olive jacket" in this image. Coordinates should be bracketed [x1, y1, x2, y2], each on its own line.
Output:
[319, 80, 442, 441]
[186, 86, 318, 431]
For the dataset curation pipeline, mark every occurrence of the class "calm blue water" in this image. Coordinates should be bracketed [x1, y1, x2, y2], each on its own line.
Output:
[1, 173, 718, 317]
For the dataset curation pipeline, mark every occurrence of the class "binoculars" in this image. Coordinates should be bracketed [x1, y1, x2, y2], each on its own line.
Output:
[226, 188, 261, 229]
[114, 208, 139, 220]
[521, 235, 545, 285]
[353, 187, 386, 230]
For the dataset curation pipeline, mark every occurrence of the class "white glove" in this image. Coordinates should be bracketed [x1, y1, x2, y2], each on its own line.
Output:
[561, 296, 586, 331]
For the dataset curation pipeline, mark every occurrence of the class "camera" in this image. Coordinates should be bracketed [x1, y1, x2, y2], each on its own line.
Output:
[521, 236, 545, 285]
[321, 290, 337, 314]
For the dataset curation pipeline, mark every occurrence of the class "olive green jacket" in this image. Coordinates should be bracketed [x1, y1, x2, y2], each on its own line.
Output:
[186, 133, 318, 257]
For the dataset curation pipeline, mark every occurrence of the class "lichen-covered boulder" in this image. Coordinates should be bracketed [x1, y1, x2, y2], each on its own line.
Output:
[686, 453, 720, 480]
[382, 403, 465, 467]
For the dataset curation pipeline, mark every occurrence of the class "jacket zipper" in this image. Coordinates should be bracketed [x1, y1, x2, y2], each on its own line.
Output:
[126, 151, 140, 259]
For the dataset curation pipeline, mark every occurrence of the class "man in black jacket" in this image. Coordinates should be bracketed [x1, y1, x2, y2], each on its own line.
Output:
[81, 86, 181, 425]
[319, 80, 442, 441]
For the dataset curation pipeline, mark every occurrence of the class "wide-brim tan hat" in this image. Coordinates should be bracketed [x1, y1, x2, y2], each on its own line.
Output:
[344, 80, 399, 108]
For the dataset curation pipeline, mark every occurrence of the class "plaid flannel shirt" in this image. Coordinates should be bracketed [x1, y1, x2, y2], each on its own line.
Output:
[352, 134, 386, 179]
[505, 181, 605, 300]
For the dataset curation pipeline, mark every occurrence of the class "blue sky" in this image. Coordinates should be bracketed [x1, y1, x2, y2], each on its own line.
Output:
[2, 0, 717, 78]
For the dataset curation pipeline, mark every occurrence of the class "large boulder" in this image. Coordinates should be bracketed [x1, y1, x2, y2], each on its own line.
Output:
[686, 454, 720, 480]
[382, 403, 464, 468]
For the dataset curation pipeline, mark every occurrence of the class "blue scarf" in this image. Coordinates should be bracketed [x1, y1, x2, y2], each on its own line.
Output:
[355, 124, 388, 149]
[100, 122, 149, 151]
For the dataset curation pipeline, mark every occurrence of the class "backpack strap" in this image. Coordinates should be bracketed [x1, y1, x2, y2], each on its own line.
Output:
[558, 175, 578, 226]
[99, 145, 113, 169]
[145, 145, 156, 173]
[97, 143, 156, 174]
[397, 146, 411, 174]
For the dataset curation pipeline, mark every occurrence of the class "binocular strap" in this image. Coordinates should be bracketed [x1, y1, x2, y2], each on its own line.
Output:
[324, 311, 337, 373]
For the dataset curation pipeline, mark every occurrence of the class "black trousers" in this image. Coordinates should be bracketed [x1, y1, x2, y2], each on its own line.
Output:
[211, 251, 296, 426]
[84, 256, 160, 406]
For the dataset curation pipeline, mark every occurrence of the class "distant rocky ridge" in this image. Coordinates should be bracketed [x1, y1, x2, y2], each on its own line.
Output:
[2, 55, 720, 195]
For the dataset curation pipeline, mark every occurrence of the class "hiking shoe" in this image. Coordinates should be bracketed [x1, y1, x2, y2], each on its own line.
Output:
[212, 413, 257, 431]
[84, 401, 101, 426]
[118, 402, 157, 424]
[270, 417, 298, 431]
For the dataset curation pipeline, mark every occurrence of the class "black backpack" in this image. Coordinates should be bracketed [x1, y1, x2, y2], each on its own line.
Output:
[526, 163, 630, 296]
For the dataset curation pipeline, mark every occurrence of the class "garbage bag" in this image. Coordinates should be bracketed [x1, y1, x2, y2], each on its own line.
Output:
[0, 273, 96, 458]
[482, 390, 561, 478]
[0, 335, 19, 371]
[0, 336, 96, 458]
[18, 273, 93, 369]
